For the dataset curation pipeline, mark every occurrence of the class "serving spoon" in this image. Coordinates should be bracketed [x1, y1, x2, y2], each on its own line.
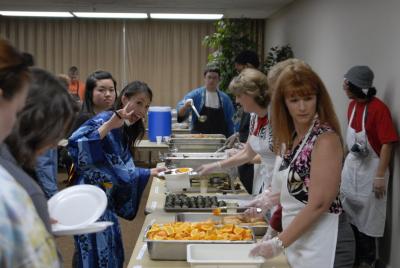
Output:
[190, 103, 207, 123]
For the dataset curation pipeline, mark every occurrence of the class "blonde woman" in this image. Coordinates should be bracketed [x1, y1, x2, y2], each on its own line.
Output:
[198, 68, 275, 196]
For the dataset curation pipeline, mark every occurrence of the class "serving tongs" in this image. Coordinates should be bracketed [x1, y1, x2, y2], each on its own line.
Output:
[214, 133, 242, 153]
[212, 207, 262, 224]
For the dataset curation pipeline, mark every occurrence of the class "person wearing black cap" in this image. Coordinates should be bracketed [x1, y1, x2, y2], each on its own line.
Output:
[340, 65, 398, 268]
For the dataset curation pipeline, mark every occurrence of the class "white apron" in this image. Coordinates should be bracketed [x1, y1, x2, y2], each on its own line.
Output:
[340, 104, 388, 237]
[279, 123, 339, 268]
[248, 113, 275, 194]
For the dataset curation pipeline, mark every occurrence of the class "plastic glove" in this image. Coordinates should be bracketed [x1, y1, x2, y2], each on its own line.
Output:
[244, 190, 280, 212]
[261, 227, 279, 241]
[184, 98, 193, 108]
[373, 177, 386, 199]
[234, 142, 245, 150]
[242, 207, 265, 220]
[197, 162, 220, 175]
[249, 237, 283, 259]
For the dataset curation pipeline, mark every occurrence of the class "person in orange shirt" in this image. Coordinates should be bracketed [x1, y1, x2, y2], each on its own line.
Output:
[68, 66, 86, 101]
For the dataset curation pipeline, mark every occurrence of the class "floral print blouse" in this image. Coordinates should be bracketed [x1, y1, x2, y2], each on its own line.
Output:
[280, 119, 342, 214]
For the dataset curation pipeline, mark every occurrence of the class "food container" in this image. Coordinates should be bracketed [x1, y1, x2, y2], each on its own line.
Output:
[176, 212, 268, 236]
[168, 134, 226, 152]
[162, 168, 193, 192]
[164, 194, 247, 213]
[171, 133, 226, 141]
[143, 224, 256, 260]
[164, 152, 227, 170]
[187, 244, 265, 268]
[160, 171, 243, 194]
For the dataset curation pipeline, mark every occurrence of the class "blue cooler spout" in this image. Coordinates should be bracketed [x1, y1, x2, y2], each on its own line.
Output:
[148, 106, 172, 142]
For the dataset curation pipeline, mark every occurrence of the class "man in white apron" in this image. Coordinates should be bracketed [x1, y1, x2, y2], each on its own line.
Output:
[340, 66, 398, 268]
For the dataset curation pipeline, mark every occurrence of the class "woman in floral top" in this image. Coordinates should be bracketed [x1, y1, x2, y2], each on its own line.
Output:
[250, 61, 353, 267]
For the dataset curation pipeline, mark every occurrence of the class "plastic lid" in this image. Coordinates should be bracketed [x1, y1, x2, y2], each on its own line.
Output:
[148, 106, 171, 112]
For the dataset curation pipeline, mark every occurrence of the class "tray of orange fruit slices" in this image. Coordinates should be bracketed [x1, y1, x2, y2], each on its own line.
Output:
[143, 221, 256, 260]
[176, 210, 268, 236]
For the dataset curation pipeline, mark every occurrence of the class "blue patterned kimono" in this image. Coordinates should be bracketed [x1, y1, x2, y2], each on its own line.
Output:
[68, 111, 150, 268]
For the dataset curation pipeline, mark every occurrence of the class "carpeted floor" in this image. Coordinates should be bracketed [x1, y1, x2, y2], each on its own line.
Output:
[55, 172, 150, 268]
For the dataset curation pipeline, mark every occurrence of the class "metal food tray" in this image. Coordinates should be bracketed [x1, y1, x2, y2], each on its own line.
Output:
[175, 212, 268, 236]
[168, 134, 226, 152]
[168, 143, 224, 153]
[169, 138, 225, 145]
[171, 133, 226, 140]
[143, 224, 256, 260]
[164, 152, 227, 170]
[217, 195, 256, 207]
[164, 206, 247, 213]
[164, 194, 247, 213]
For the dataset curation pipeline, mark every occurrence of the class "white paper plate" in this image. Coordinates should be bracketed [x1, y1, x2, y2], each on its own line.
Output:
[52, 221, 114, 236]
[48, 185, 107, 229]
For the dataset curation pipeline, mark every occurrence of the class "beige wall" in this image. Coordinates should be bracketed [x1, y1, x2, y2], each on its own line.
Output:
[265, 0, 400, 266]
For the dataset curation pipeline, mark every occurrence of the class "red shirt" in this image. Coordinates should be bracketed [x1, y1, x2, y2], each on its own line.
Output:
[347, 97, 398, 156]
[252, 115, 268, 136]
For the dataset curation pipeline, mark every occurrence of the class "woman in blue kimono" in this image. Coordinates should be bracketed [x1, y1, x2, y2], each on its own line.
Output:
[68, 80, 165, 268]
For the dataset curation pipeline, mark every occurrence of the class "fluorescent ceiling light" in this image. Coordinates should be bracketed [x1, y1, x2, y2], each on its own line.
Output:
[0, 11, 73, 17]
[73, 12, 148, 19]
[150, 13, 223, 20]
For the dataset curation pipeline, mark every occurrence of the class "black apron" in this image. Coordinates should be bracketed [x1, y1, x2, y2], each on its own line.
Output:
[192, 92, 229, 137]
[237, 111, 253, 194]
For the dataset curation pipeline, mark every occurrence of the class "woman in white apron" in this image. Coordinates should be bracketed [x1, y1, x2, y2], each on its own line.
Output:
[250, 62, 344, 268]
[197, 68, 275, 195]
[340, 66, 398, 267]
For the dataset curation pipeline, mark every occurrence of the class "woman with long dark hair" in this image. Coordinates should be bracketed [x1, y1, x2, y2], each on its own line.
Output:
[71, 70, 117, 131]
[68, 80, 165, 268]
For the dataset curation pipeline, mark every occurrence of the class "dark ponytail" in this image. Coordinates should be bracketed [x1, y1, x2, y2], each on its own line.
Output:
[347, 81, 376, 100]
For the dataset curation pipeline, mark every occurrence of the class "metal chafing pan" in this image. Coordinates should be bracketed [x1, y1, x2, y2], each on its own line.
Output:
[168, 142, 224, 153]
[168, 134, 226, 152]
[164, 193, 248, 213]
[164, 152, 227, 170]
[175, 212, 268, 236]
[164, 206, 247, 213]
[143, 224, 256, 260]
[171, 133, 226, 140]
